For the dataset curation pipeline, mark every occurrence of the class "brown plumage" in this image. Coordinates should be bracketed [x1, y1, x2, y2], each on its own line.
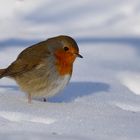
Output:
[0, 35, 83, 103]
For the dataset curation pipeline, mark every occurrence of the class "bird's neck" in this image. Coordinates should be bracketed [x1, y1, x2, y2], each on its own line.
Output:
[54, 52, 74, 76]
[55, 59, 73, 76]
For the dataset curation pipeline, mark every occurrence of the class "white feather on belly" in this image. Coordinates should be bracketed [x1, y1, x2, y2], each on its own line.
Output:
[32, 74, 71, 98]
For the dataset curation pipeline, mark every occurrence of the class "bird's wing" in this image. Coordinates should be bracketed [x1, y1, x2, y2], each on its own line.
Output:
[3, 40, 51, 77]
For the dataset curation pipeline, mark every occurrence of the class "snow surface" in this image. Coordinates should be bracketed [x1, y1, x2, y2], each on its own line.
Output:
[0, 0, 140, 140]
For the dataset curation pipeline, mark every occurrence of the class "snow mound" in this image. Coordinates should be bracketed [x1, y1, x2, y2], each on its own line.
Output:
[0, 111, 56, 124]
[113, 102, 140, 112]
[120, 72, 140, 95]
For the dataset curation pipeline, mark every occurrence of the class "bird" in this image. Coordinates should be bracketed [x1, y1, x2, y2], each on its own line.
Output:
[0, 35, 83, 103]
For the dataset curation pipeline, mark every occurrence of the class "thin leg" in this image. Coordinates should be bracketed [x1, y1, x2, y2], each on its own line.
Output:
[28, 93, 32, 103]
[43, 98, 47, 102]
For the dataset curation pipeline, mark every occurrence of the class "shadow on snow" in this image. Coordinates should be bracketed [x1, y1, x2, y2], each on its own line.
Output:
[48, 81, 110, 103]
[0, 82, 110, 103]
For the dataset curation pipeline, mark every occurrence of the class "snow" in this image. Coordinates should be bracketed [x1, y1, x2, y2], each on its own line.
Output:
[0, 0, 140, 140]
[120, 72, 140, 95]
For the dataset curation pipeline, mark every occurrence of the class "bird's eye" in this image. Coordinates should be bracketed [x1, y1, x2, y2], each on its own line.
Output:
[63, 46, 69, 51]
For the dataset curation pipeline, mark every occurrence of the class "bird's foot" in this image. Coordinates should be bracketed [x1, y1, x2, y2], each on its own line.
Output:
[43, 98, 47, 102]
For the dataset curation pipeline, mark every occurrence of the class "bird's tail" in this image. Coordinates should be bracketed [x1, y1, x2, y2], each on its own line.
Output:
[0, 69, 6, 78]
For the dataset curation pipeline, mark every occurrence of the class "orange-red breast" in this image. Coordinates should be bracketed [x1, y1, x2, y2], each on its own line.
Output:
[0, 35, 83, 103]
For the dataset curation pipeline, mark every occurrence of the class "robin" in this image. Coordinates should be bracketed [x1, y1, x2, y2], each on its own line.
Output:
[0, 35, 83, 103]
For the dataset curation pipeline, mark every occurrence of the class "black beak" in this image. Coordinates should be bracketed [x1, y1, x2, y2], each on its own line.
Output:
[75, 53, 83, 58]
